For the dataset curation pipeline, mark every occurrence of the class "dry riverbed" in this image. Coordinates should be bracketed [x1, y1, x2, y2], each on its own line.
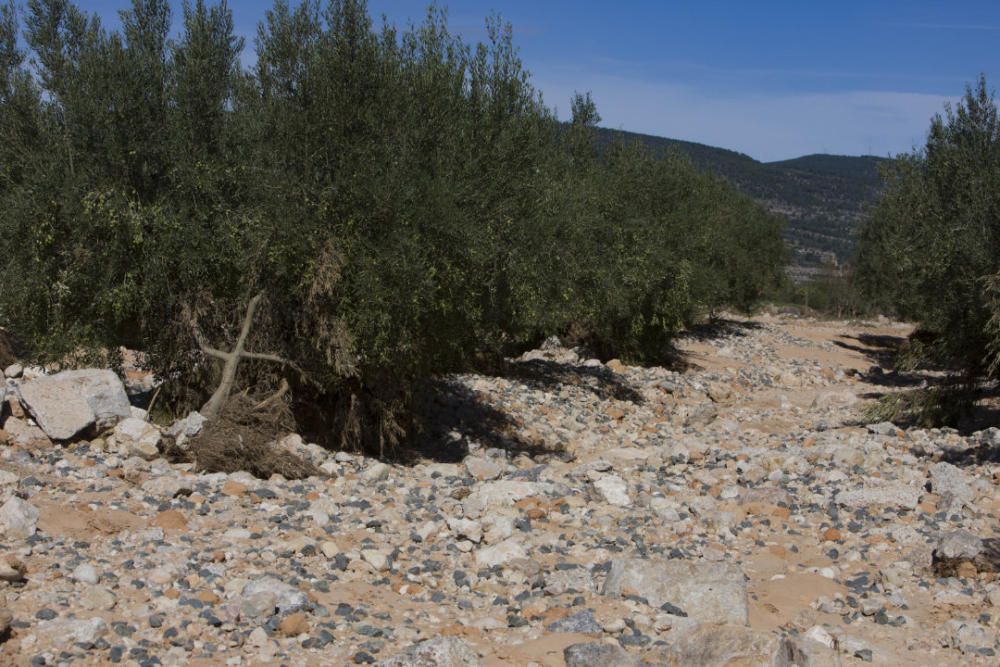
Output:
[2, 314, 999, 666]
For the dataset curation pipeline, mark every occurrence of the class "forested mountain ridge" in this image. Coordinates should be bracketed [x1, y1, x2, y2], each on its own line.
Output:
[595, 127, 888, 266]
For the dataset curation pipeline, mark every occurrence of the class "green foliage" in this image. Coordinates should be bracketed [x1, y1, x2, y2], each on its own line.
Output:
[767, 265, 875, 319]
[856, 75, 1000, 382]
[0, 1, 785, 453]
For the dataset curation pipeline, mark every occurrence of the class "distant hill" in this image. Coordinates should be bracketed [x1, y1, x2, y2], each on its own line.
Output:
[594, 127, 888, 267]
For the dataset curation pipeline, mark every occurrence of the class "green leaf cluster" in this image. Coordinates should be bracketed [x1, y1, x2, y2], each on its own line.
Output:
[0, 1, 785, 452]
[856, 75, 1000, 380]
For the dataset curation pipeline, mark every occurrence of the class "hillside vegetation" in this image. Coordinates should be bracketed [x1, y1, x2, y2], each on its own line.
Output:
[596, 128, 885, 266]
[0, 0, 785, 454]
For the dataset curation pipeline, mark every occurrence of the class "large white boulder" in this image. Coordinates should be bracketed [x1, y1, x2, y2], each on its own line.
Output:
[17, 369, 131, 440]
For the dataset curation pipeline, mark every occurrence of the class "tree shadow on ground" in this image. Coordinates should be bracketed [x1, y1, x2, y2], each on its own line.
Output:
[681, 317, 762, 342]
[401, 378, 567, 464]
[906, 399, 1000, 464]
[500, 358, 644, 403]
[935, 440, 1000, 465]
[835, 332, 942, 389]
[654, 317, 763, 373]
[833, 332, 904, 368]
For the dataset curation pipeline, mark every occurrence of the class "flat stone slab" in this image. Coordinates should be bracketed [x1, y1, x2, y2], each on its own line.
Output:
[834, 483, 921, 511]
[602, 558, 749, 625]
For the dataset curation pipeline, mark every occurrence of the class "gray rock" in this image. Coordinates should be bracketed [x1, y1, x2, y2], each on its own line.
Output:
[811, 390, 858, 409]
[684, 404, 718, 427]
[377, 637, 482, 666]
[867, 421, 900, 436]
[3, 363, 22, 379]
[240, 577, 307, 615]
[0, 496, 39, 539]
[602, 559, 749, 625]
[547, 610, 601, 634]
[834, 483, 920, 510]
[931, 530, 1000, 576]
[113, 417, 161, 460]
[784, 634, 842, 666]
[668, 624, 790, 666]
[462, 480, 554, 518]
[544, 567, 596, 596]
[17, 369, 130, 440]
[166, 411, 206, 445]
[563, 642, 639, 667]
[37, 617, 109, 647]
[1, 415, 49, 446]
[80, 586, 117, 611]
[240, 592, 279, 619]
[474, 537, 527, 568]
[929, 462, 973, 510]
[593, 474, 632, 507]
[464, 456, 502, 481]
[71, 563, 100, 585]
[934, 530, 984, 561]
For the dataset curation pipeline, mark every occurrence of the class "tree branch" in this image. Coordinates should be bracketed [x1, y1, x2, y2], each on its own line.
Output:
[190, 292, 321, 421]
[188, 313, 231, 361]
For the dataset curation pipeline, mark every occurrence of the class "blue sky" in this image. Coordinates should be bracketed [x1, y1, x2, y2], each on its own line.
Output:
[79, 1, 1000, 161]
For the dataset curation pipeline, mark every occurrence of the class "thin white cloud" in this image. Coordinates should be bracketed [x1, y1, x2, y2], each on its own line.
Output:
[536, 71, 952, 161]
[587, 56, 964, 84]
[901, 22, 1000, 31]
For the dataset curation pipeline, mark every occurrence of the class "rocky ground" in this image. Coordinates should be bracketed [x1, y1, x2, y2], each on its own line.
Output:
[2, 314, 1000, 666]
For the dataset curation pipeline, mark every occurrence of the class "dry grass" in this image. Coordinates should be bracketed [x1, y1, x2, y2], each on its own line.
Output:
[863, 387, 972, 429]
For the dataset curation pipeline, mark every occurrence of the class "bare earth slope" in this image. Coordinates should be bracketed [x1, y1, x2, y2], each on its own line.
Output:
[2, 315, 999, 666]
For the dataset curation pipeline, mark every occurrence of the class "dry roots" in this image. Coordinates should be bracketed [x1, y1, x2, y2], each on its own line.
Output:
[183, 394, 322, 480]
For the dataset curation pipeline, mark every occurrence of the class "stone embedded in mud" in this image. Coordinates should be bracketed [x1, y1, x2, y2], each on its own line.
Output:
[37, 617, 109, 647]
[17, 369, 130, 440]
[667, 624, 790, 666]
[461, 480, 553, 518]
[463, 456, 502, 481]
[166, 410, 206, 445]
[546, 609, 602, 634]
[932, 529, 1000, 577]
[544, 567, 596, 596]
[593, 474, 631, 507]
[446, 517, 483, 544]
[834, 483, 921, 511]
[474, 537, 527, 568]
[928, 462, 973, 511]
[240, 577, 308, 616]
[114, 416, 162, 460]
[377, 637, 483, 667]
[2, 415, 50, 446]
[811, 390, 858, 409]
[71, 563, 100, 585]
[563, 641, 639, 667]
[602, 559, 749, 626]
